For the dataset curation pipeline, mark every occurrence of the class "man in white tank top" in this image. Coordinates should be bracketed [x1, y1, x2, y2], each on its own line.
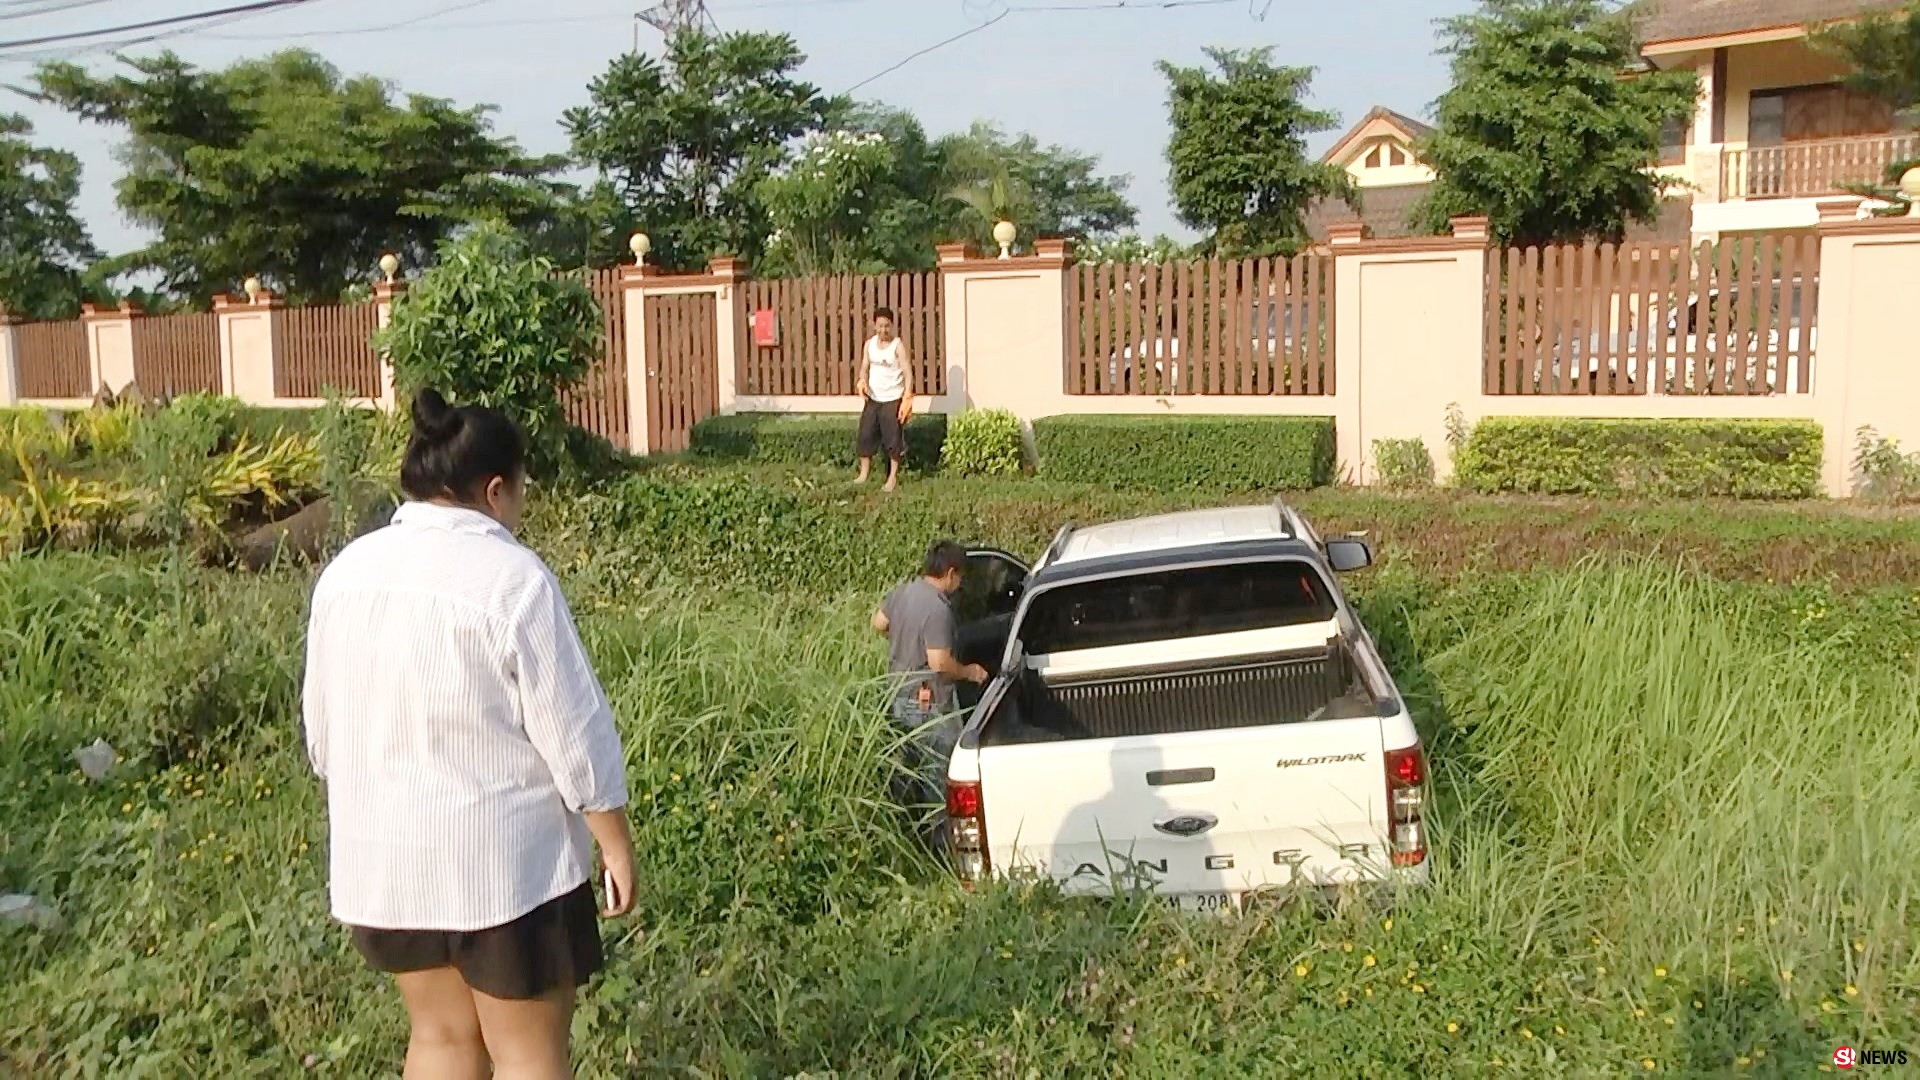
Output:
[854, 306, 914, 491]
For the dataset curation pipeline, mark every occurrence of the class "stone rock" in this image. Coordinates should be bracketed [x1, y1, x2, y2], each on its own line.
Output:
[0, 894, 60, 931]
[231, 487, 397, 571]
[73, 738, 118, 782]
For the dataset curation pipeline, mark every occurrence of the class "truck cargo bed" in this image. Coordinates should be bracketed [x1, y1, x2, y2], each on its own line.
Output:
[983, 644, 1376, 746]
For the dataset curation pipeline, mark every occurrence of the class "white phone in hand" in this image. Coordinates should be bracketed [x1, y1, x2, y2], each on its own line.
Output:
[601, 868, 616, 907]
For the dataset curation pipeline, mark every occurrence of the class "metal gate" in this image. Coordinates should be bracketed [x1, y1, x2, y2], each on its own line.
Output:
[644, 292, 719, 453]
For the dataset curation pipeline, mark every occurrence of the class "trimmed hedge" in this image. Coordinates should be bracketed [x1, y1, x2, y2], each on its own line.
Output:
[1455, 417, 1823, 499]
[1032, 415, 1337, 491]
[691, 413, 947, 471]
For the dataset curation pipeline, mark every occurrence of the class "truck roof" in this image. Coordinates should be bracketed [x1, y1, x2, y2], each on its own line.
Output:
[1053, 505, 1296, 565]
[1032, 503, 1321, 586]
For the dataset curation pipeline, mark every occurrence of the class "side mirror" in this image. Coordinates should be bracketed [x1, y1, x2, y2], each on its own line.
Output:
[1326, 537, 1373, 573]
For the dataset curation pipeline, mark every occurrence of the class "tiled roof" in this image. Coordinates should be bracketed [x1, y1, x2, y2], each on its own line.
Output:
[1320, 106, 1435, 164]
[1633, 0, 1904, 45]
[1304, 185, 1696, 245]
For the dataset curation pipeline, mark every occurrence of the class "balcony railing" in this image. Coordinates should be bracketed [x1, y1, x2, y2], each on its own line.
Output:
[1723, 133, 1920, 200]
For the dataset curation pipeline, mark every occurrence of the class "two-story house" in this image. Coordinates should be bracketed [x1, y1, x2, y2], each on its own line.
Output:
[1638, 0, 1915, 238]
[1308, 0, 1913, 245]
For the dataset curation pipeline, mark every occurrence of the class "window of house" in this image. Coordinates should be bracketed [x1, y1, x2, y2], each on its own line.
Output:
[1748, 93, 1787, 146]
[1364, 143, 1383, 168]
[1658, 116, 1689, 165]
[1749, 84, 1896, 145]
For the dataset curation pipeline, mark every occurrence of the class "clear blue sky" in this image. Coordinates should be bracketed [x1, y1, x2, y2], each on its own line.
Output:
[0, 0, 1478, 256]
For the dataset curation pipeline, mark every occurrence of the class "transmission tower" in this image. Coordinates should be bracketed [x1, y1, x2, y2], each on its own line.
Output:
[637, 0, 715, 36]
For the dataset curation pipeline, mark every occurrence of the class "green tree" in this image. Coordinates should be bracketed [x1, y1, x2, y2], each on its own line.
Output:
[1074, 233, 1193, 264]
[1413, 0, 1698, 247]
[31, 49, 569, 305]
[934, 122, 1138, 250]
[0, 113, 99, 320]
[739, 103, 1138, 275]
[756, 130, 898, 276]
[567, 29, 836, 272]
[1815, 1, 1920, 209]
[376, 225, 602, 475]
[1158, 48, 1352, 256]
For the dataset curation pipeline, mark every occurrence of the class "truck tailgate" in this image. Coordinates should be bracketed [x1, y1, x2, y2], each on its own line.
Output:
[977, 716, 1389, 897]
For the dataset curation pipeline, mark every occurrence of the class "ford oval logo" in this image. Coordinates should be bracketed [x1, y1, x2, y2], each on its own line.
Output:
[1154, 813, 1218, 837]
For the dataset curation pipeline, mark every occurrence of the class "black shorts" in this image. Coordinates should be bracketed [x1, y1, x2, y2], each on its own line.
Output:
[857, 397, 906, 459]
[348, 882, 603, 1000]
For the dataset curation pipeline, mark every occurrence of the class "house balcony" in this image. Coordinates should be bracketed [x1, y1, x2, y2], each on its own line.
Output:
[1722, 133, 1919, 200]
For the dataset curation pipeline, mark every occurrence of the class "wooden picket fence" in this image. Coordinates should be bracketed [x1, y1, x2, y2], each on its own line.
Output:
[14, 319, 91, 399]
[130, 311, 222, 397]
[276, 302, 382, 399]
[562, 268, 631, 447]
[1066, 255, 1336, 395]
[735, 272, 944, 397]
[1483, 234, 1820, 396]
[645, 292, 718, 453]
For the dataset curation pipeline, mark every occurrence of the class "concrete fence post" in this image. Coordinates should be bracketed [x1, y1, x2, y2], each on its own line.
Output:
[372, 278, 405, 410]
[936, 238, 1071, 418]
[620, 261, 654, 454]
[213, 287, 282, 404]
[1330, 216, 1490, 484]
[709, 255, 745, 416]
[82, 301, 138, 397]
[1810, 202, 1920, 495]
[0, 310, 20, 407]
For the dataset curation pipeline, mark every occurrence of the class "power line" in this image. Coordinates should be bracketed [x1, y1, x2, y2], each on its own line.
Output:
[0, 0, 122, 23]
[841, 8, 1007, 94]
[199, 0, 504, 39]
[0, 0, 327, 49]
[839, 0, 1254, 96]
[1006, 0, 1239, 11]
[205, 10, 625, 40]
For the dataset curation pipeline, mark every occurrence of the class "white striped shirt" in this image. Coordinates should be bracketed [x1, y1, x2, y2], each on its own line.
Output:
[301, 501, 629, 932]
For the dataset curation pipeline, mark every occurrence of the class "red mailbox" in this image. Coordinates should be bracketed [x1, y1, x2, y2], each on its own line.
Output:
[752, 309, 778, 347]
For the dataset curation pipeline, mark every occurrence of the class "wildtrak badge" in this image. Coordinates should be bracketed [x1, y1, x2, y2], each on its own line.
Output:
[1275, 752, 1367, 769]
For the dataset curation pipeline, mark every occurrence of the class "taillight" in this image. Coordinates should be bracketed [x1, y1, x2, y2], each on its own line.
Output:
[1384, 744, 1427, 868]
[946, 780, 989, 885]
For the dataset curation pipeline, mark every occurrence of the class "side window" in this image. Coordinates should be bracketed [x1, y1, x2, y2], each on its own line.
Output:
[953, 550, 1028, 625]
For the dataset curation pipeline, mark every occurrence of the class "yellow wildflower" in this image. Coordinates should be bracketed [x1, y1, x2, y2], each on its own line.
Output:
[1844, 984, 1859, 997]
[1521, 1028, 1534, 1040]
[1642, 1059, 1657, 1071]
[1294, 963, 1310, 978]
[1654, 966, 1668, 979]
[1363, 954, 1377, 968]
[1446, 1021, 1459, 1034]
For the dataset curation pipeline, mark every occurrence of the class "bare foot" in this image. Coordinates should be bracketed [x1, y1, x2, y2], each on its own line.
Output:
[854, 472, 869, 484]
[883, 475, 899, 493]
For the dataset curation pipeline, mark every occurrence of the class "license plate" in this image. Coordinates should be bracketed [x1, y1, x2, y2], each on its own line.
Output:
[1166, 891, 1237, 913]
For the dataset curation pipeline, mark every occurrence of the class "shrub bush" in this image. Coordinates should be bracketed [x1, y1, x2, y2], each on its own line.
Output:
[1372, 437, 1434, 490]
[690, 413, 947, 472]
[1031, 415, 1336, 491]
[1852, 427, 1920, 503]
[377, 223, 602, 474]
[940, 409, 1024, 477]
[1455, 417, 1822, 499]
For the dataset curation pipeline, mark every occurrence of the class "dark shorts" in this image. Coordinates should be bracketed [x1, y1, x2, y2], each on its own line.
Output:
[857, 396, 906, 459]
[348, 882, 603, 1001]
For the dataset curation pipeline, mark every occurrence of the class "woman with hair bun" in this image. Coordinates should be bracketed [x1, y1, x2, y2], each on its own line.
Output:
[302, 389, 633, 1079]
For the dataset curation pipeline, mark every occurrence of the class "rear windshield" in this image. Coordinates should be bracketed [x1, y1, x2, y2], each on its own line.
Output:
[1018, 560, 1336, 655]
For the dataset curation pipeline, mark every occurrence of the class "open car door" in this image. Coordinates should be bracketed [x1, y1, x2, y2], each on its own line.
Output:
[952, 548, 1028, 711]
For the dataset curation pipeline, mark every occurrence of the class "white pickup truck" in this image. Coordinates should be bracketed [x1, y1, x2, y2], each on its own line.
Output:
[942, 501, 1428, 912]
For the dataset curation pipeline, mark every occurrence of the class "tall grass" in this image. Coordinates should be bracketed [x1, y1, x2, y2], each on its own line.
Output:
[1, 550, 1915, 1076]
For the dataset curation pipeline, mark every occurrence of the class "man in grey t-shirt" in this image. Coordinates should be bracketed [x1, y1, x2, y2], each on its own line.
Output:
[873, 540, 989, 846]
